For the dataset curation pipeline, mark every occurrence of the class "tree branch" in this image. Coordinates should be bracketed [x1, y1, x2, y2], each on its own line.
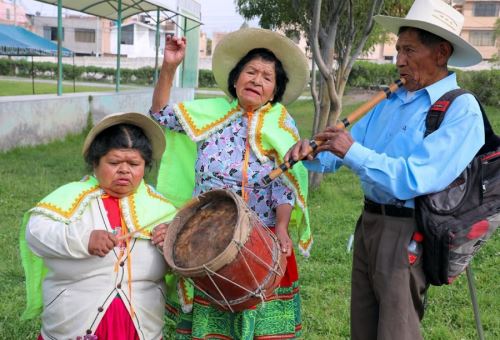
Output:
[346, 0, 384, 76]
[311, 0, 330, 78]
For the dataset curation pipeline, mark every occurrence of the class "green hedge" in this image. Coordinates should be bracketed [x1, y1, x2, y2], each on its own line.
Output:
[347, 61, 399, 89]
[454, 69, 500, 106]
[0, 58, 155, 85]
[198, 69, 217, 88]
[1, 58, 497, 105]
[348, 61, 499, 106]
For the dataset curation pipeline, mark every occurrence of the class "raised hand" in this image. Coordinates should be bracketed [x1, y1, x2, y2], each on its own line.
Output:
[163, 35, 187, 70]
[151, 35, 187, 112]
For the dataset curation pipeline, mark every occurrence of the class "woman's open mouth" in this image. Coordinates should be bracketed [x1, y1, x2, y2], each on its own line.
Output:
[245, 88, 260, 96]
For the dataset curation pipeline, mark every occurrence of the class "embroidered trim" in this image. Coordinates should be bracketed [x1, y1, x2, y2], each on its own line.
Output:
[298, 237, 313, 258]
[279, 107, 299, 142]
[33, 186, 100, 219]
[31, 188, 103, 224]
[165, 302, 179, 316]
[264, 148, 306, 213]
[248, 103, 272, 163]
[120, 197, 134, 233]
[174, 102, 241, 142]
[146, 184, 171, 204]
[178, 278, 194, 313]
[283, 171, 306, 209]
[255, 334, 297, 340]
[248, 104, 309, 247]
[120, 196, 150, 239]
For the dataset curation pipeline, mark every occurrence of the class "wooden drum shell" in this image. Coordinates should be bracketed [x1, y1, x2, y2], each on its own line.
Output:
[163, 189, 287, 312]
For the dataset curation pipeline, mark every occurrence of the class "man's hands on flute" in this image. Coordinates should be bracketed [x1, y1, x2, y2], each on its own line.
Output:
[284, 126, 354, 163]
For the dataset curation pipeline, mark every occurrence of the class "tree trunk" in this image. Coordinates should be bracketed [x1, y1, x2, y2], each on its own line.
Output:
[314, 79, 331, 135]
[309, 171, 324, 189]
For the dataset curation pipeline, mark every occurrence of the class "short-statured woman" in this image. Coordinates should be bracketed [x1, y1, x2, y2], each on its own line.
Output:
[150, 29, 311, 339]
[20, 112, 176, 339]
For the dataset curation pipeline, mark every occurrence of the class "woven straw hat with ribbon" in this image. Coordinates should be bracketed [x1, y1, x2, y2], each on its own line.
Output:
[82, 112, 166, 161]
[212, 28, 310, 105]
[374, 0, 482, 67]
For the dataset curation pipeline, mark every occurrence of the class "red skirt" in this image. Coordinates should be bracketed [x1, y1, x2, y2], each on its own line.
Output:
[38, 297, 139, 340]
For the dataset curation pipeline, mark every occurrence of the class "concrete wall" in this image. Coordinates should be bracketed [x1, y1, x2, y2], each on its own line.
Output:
[0, 88, 193, 152]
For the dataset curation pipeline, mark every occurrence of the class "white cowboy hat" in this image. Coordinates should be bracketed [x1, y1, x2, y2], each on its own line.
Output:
[374, 0, 482, 67]
[82, 112, 166, 161]
[212, 28, 309, 105]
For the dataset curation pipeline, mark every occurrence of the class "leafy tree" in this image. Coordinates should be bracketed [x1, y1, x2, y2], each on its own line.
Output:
[491, 18, 500, 66]
[206, 38, 212, 56]
[237, 0, 412, 187]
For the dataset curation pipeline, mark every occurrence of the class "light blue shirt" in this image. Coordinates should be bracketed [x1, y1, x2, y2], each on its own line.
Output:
[304, 72, 485, 208]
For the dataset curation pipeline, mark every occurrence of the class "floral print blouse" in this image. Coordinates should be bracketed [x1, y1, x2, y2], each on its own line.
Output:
[150, 105, 296, 227]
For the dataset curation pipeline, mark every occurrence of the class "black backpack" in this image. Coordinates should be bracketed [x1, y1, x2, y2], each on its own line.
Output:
[416, 89, 500, 286]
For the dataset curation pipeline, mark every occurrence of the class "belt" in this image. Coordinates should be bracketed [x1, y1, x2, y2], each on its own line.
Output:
[364, 198, 414, 218]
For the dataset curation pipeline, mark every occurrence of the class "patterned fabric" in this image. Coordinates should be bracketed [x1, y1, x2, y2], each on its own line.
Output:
[166, 253, 302, 340]
[152, 105, 295, 226]
[151, 100, 305, 339]
[151, 98, 311, 256]
[19, 175, 177, 320]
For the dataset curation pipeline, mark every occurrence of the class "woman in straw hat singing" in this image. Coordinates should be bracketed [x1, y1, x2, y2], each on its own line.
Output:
[20, 112, 177, 339]
[150, 28, 311, 339]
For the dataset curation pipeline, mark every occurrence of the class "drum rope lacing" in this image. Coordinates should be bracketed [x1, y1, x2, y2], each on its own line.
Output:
[193, 221, 285, 311]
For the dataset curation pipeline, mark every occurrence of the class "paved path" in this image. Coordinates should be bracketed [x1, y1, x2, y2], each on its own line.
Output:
[0, 76, 377, 103]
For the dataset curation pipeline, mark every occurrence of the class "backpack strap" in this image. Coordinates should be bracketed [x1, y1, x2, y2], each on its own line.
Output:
[424, 88, 468, 137]
[425, 88, 500, 154]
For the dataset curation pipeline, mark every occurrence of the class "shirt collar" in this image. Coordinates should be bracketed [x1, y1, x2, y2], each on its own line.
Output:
[394, 72, 458, 105]
[424, 72, 458, 104]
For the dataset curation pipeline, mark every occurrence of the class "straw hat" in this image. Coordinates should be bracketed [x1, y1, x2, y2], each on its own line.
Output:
[374, 0, 482, 67]
[82, 112, 166, 161]
[212, 28, 309, 105]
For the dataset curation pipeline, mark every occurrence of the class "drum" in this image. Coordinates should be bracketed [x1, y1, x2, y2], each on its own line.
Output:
[163, 189, 287, 312]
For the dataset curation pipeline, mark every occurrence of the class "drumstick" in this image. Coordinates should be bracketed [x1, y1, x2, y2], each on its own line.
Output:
[261, 78, 406, 185]
[116, 196, 203, 242]
[116, 225, 150, 241]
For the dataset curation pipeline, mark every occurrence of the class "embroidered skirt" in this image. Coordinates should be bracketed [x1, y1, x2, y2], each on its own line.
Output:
[165, 251, 302, 340]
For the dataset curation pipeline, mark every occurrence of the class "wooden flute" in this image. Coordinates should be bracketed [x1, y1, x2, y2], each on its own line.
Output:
[262, 78, 406, 185]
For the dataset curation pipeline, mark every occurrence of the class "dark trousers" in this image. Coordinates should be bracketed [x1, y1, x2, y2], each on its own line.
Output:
[350, 210, 428, 340]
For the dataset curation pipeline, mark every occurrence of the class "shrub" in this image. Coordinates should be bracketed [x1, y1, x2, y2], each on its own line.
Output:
[198, 69, 216, 88]
[0, 58, 14, 75]
[455, 69, 500, 106]
[134, 66, 155, 84]
[348, 61, 399, 88]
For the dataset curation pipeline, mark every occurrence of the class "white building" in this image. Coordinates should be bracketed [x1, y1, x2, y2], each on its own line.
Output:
[110, 21, 169, 58]
[30, 15, 112, 56]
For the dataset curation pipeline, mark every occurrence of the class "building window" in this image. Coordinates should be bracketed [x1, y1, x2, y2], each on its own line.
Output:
[473, 2, 500, 17]
[75, 29, 96, 43]
[469, 31, 495, 46]
[6, 9, 10, 20]
[43, 26, 64, 41]
[121, 25, 134, 45]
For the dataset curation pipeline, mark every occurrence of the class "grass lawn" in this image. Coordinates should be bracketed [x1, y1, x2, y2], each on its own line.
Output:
[0, 79, 140, 96]
[0, 97, 498, 338]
